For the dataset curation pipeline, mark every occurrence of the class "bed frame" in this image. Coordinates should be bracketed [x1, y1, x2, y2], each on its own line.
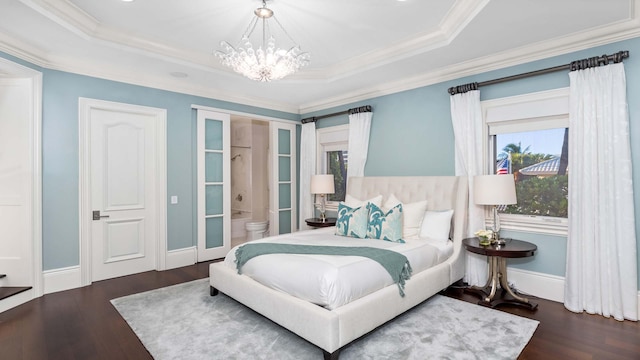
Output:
[209, 176, 468, 359]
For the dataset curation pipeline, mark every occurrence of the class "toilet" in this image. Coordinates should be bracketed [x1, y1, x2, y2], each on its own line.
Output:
[245, 220, 269, 241]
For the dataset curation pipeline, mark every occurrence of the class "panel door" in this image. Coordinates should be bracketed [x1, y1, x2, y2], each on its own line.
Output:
[269, 121, 297, 235]
[90, 108, 158, 281]
[0, 78, 33, 286]
[197, 110, 231, 261]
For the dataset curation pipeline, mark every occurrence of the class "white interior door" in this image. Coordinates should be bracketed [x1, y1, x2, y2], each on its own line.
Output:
[89, 104, 159, 282]
[197, 110, 231, 261]
[269, 121, 297, 235]
[0, 78, 33, 287]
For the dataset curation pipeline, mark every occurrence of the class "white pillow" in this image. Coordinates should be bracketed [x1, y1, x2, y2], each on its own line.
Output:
[419, 210, 454, 243]
[383, 194, 428, 239]
[344, 194, 383, 208]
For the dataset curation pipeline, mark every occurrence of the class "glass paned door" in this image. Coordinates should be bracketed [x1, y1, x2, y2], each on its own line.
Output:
[197, 110, 230, 261]
[270, 122, 297, 235]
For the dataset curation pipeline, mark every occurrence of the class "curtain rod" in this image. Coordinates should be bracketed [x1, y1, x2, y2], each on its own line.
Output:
[301, 105, 372, 124]
[447, 50, 629, 95]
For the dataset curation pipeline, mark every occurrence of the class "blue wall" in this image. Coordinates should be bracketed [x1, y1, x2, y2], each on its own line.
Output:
[304, 37, 640, 287]
[36, 69, 298, 270]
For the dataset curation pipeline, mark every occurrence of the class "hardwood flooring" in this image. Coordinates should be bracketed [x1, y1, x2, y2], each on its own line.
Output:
[0, 262, 638, 359]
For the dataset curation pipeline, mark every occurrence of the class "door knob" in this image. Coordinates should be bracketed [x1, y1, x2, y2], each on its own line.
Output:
[92, 210, 110, 220]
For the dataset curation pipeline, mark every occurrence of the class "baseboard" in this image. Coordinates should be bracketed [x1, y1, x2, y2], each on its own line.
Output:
[507, 267, 640, 317]
[43, 265, 82, 294]
[0, 288, 34, 313]
[165, 247, 197, 270]
[42, 250, 196, 294]
[506, 267, 565, 303]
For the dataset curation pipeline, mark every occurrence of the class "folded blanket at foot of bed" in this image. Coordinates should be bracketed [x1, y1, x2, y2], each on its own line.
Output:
[234, 243, 413, 296]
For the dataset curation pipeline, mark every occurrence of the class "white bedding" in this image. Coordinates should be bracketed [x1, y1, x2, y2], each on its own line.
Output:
[223, 227, 453, 310]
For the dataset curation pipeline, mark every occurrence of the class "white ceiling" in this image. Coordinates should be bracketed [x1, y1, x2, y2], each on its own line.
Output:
[0, 0, 638, 113]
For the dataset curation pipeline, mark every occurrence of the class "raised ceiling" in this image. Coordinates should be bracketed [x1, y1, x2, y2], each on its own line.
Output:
[0, 0, 638, 113]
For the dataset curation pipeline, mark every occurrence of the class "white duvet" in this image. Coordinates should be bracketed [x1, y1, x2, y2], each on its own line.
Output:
[223, 227, 453, 310]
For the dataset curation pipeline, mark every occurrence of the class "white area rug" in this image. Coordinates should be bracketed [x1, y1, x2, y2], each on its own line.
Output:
[112, 279, 538, 360]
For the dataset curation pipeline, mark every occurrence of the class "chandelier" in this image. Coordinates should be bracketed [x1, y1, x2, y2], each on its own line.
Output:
[216, 0, 310, 82]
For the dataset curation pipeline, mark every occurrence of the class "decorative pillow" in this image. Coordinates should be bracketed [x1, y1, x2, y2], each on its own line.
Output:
[344, 194, 383, 208]
[366, 203, 404, 243]
[335, 202, 369, 238]
[383, 194, 428, 240]
[419, 210, 454, 243]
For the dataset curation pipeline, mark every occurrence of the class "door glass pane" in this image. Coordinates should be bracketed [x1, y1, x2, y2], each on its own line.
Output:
[205, 119, 223, 150]
[278, 156, 291, 181]
[279, 183, 291, 209]
[206, 217, 223, 248]
[279, 210, 291, 234]
[205, 152, 223, 182]
[205, 184, 223, 215]
[278, 129, 290, 155]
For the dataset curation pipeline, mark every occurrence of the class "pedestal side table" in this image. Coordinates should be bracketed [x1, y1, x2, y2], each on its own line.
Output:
[462, 237, 538, 310]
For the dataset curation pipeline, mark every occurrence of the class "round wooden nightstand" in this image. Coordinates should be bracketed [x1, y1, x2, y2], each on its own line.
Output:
[462, 237, 538, 310]
[305, 217, 337, 228]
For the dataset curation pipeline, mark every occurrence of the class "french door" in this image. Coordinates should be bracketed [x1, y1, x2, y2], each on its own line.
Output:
[197, 110, 231, 261]
[269, 121, 297, 235]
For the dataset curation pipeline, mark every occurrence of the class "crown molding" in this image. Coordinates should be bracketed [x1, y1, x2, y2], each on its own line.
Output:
[18, 0, 230, 73]
[0, 33, 300, 113]
[18, 0, 98, 40]
[299, 4, 640, 113]
[0, 32, 50, 68]
[293, 0, 490, 82]
[47, 61, 300, 113]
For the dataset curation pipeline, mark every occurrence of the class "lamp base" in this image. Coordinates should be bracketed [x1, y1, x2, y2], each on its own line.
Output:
[491, 231, 505, 246]
[492, 238, 506, 246]
[319, 194, 327, 223]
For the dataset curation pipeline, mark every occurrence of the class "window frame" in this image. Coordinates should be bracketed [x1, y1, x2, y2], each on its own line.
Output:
[316, 124, 349, 212]
[481, 88, 569, 236]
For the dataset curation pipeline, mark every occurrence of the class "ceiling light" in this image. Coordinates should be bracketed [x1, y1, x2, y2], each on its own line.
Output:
[216, 0, 310, 82]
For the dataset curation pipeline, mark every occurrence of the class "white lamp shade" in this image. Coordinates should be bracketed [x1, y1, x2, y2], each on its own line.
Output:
[474, 174, 517, 205]
[311, 174, 335, 194]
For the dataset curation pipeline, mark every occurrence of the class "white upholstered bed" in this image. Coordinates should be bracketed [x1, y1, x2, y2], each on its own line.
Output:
[209, 176, 468, 359]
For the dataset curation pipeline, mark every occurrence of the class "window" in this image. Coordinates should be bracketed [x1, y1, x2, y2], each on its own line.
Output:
[325, 150, 348, 202]
[317, 125, 349, 209]
[483, 88, 569, 235]
[494, 128, 568, 218]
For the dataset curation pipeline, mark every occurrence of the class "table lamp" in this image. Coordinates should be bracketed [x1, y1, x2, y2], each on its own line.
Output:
[474, 174, 517, 245]
[311, 174, 335, 222]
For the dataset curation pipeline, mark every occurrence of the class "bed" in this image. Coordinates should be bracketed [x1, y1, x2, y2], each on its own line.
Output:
[209, 176, 468, 359]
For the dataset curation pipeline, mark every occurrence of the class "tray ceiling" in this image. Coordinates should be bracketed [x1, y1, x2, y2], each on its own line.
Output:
[0, 0, 637, 113]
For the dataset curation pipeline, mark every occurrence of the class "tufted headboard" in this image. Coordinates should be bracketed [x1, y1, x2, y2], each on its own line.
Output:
[346, 176, 469, 280]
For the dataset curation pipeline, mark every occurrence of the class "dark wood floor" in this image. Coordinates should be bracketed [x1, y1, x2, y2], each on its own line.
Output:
[1, 261, 639, 359]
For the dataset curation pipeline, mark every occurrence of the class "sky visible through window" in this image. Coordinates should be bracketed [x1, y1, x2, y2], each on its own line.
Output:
[496, 128, 565, 157]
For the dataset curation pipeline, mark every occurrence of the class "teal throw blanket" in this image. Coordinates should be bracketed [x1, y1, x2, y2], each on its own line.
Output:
[235, 243, 413, 297]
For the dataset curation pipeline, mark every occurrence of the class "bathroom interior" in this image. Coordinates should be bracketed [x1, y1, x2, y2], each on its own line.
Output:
[230, 116, 270, 248]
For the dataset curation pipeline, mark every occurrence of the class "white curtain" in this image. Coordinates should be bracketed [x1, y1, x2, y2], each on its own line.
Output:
[565, 63, 638, 321]
[299, 122, 317, 230]
[347, 111, 372, 179]
[450, 90, 488, 286]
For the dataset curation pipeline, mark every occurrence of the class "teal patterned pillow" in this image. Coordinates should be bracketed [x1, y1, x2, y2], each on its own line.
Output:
[366, 203, 404, 243]
[335, 202, 369, 238]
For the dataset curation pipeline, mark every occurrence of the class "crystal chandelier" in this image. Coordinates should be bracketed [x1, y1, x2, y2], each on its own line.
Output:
[216, 0, 310, 82]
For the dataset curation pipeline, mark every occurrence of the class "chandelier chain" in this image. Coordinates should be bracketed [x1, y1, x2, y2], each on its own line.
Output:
[272, 15, 299, 49]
